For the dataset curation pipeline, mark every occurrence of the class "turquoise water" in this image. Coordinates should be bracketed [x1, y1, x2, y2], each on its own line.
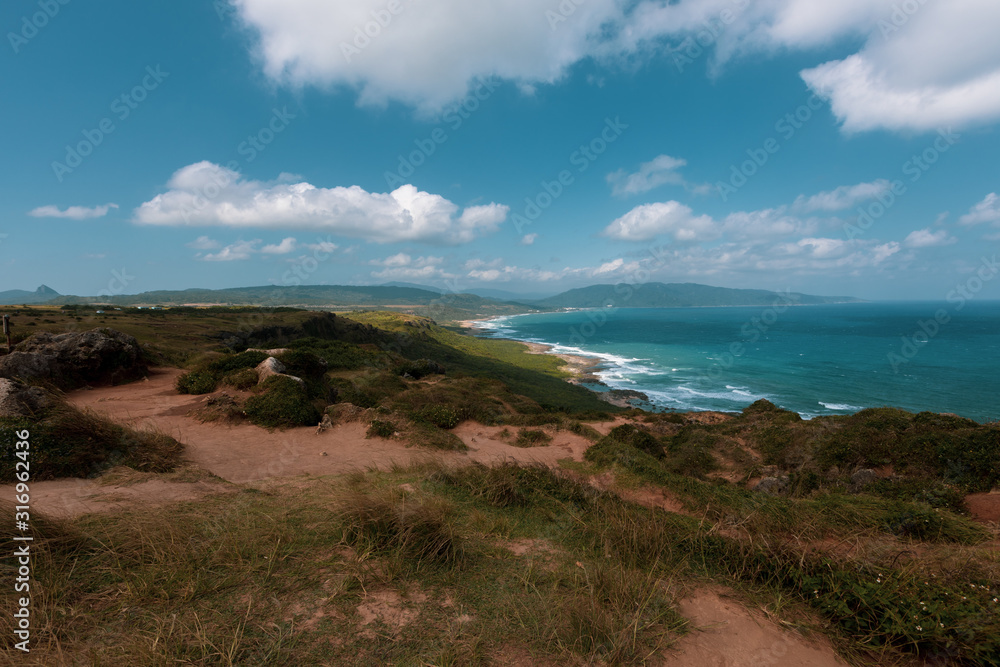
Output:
[475, 302, 1000, 422]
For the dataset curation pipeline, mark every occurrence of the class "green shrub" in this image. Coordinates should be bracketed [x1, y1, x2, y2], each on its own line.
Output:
[606, 424, 665, 459]
[664, 428, 719, 477]
[221, 368, 258, 391]
[175, 370, 218, 395]
[366, 419, 397, 439]
[275, 349, 327, 378]
[513, 428, 552, 448]
[243, 376, 320, 428]
[0, 404, 182, 480]
[407, 423, 467, 451]
[206, 350, 269, 374]
[416, 404, 463, 429]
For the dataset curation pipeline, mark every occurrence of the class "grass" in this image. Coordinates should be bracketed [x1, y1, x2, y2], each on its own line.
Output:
[0, 402, 182, 480]
[243, 376, 321, 428]
[513, 428, 553, 448]
[1, 460, 997, 665]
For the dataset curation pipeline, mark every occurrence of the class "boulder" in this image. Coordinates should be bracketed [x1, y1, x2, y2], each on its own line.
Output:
[255, 357, 287, 381]
[0, 329, 147, 389]
[0, 378, 53, 418]
[754, 476, 790, 495]
[254, 357, 304, 386]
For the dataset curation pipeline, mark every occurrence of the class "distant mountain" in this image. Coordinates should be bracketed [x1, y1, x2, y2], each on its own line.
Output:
[53, 284, 539, 320]
[0, 284, 60, 305]
[533, 282, 863, 309]
[381, 282, 554, 303]
[379, 281, 445, 294]
[465, 288, 557, 302]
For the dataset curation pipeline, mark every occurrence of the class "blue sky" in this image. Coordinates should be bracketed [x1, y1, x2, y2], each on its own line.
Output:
[3, 0, 999, 300]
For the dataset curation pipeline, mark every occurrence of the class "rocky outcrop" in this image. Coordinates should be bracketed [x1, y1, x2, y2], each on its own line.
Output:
[0, 378, 53, 418]
[255, 357, 304, 386]
[754, 475, 790, 495]
[0, 329, 147, 389]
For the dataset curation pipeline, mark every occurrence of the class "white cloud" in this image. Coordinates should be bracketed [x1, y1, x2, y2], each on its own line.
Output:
[722, 208, 816, 240]
[903, 228, 957, 248]
[305, 240, 339, 253]
[959, 193, 1000, 226]
[796, 0, 1000, 132]
[520, 233, 538, 246]
[230, 0, 1000, 131]
[603, 201, 718, 242]
[203, 239, 261, 262]
[261, 237, 297, 254]
[607, 154, 687, 197]
[134, 161, 507, 244]
[370, 253, 452, 281]
[29, 203, 118, 220]
[186, 236, 221, 250]
[232, 0, 621, 112]
[792, 180, 891, 213]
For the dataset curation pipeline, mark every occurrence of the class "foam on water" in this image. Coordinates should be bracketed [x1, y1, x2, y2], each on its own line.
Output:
[468, 303, 1000, 422]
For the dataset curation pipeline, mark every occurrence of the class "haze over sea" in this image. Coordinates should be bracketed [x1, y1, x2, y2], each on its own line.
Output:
[475, 302, 1000, 423]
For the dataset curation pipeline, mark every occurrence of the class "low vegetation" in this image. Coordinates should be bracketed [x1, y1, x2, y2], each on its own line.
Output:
[2, 309, 998, 665]
[0, 401, 182, 480]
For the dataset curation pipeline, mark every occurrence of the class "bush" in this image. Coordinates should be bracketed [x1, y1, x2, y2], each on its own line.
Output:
[336, 487, 464, 565]
[407, 423, 467, 451]
[175, 370, 218, 395]
[275, 349, 327, 379]
[416, 404, 462, 429]
[606, 424, 665, 459]
[366, 419, 397, 439]
[513, 429, 553, 448]
[206, 350, 269, 374]
[0, 404, 182, 480]
[243, 376, 320, 428]
[221, 368, 258, 391]
[664, 428, 719, 477]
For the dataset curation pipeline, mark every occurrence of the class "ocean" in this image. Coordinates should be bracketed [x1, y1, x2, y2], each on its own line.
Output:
[473, 302, 1000, 422]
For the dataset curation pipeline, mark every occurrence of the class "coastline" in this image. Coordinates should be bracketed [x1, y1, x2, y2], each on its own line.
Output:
[459, 318, 649, 409]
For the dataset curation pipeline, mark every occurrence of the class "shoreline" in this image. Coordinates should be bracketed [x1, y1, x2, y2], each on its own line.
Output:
[458, 319, 648, 409]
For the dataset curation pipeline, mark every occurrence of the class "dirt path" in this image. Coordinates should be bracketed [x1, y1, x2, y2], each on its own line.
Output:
[666, 589, 848, 666]
[64, 368, 596, 485]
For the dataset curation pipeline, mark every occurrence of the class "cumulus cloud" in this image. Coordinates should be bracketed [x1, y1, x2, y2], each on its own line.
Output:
[903, 228, 957, 248]
[607, 155, 688, 197]
[186, 236, 220, 250]
[29, 203, 118, 220]
[792, 180, 891, 213]
[229, 0, 1000, 131]
[603, 201, 718, 242]
[959, 193, 1000, 226]
[231, 0, 621, 112]
[799, 0, 1000, 132]
[261, 237, 297, 254]
[520, 233, 538, 246]
[134, 161, 507, 244]
[369, 253, 453, 281]
[203, 239, 261, 262]
[722, 208, 817, 240]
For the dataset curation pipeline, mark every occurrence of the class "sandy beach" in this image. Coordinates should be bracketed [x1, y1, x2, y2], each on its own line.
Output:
[457, 319, 605, 383]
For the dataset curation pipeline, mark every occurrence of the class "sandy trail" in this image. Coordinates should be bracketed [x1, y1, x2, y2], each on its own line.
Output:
[65, 368, 595, 484]
[7, 368, 597, 518]
[667, 589, 848, 666]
